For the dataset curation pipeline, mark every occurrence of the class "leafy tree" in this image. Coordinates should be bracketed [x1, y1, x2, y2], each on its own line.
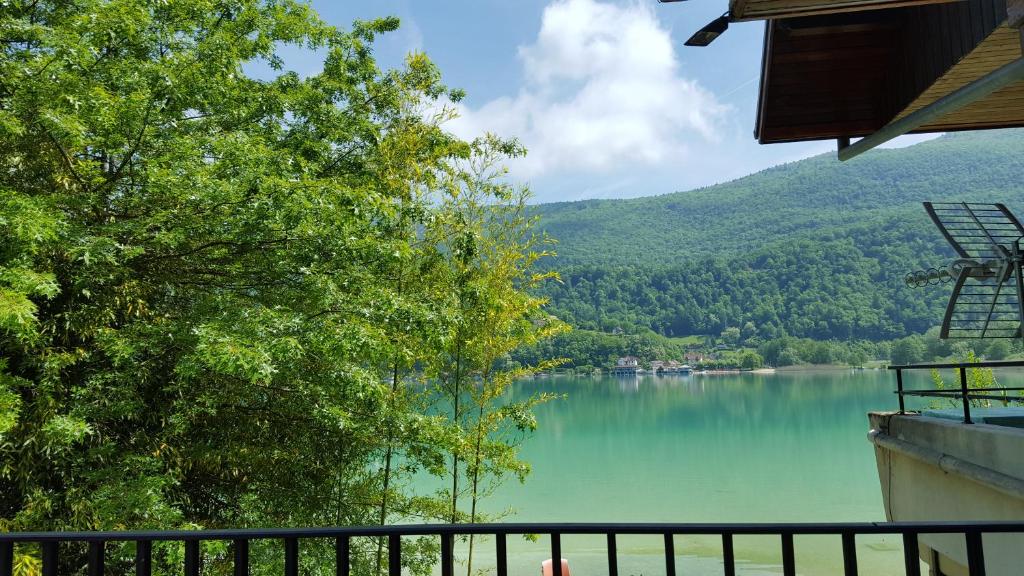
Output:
[421, 136, 567, 575]
[928, 351, 1021, 409]
[720, 327, 741, 347]
[739, 350, 763, 370]
[984, 339, 1012, 361]
[0, 3, 560, 575]
[891, 336, 927, 365]
[776, 348, 802, 367]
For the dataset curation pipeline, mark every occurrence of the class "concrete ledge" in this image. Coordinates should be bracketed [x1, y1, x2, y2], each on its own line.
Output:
[868, 411, 1024, 576]
[867, 428, 1024, 500]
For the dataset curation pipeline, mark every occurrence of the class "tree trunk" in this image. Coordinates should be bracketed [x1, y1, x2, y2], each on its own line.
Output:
[374, 361, 402, 575]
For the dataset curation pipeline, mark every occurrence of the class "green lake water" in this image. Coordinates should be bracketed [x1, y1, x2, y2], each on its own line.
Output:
[440, 369, 1009, 576]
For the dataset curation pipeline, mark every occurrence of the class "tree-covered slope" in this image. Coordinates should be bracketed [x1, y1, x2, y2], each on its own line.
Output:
[535, 130, 1024, 266]
[533, 130, 1024, 341]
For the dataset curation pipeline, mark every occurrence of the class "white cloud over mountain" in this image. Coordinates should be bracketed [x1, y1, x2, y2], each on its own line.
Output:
[447, 0, 730, 178]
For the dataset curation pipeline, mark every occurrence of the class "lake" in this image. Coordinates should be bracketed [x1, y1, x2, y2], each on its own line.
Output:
[443, 369, 992, 576]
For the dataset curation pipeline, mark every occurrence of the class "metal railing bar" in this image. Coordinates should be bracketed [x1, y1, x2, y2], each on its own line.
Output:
[961, 368, 973, 424]
[888, 360, 1024, 370]
[949, 308, 1020, 312]
[781, 533, 795, 576]
[897, 392, 1024, 403]
[496, 532, 508, 576]
[607, 533, 618, 576]
[664, 533, 676, 576]
[903, 533, 921, 576]
[234, 538, 249, 576]
[841, 532, 857, 576]
[185, 540, 201, 576]
[441, 533, 453, 576]
[937, 226, 1015, 230]
[88, 541, 104, 576]
[722, 533, 736, 576]
[0, 542, 11, 576]
[336, 536, 349, 576]
[551, 533, 562, 576]
[285, 537, 298, 576]
[389, 534, 401, 576]
[966, 531, 986, 576]
[938, 393, 1020, 403]
[4, 522, 1024, 543]
[946, 313, 1019, 317]
[898, 387, 1024, 394]
[897, 369, 905, 413]
[41, 542, 57, 576]
[136, 540, 152, 576]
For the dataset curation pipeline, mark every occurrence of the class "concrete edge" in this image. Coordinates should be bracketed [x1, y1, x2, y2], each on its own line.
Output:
[867, 429, 1024, 501]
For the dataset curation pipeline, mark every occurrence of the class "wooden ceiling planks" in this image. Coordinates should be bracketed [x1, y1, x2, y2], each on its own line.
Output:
[755, 0, 1024, 144]
[893, 25, 1024, 131]
[755, 15, 900, 142]
[731, 0, 959, 21]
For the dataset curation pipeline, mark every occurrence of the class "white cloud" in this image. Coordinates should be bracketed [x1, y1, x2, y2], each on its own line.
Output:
[446, 0, 730, 178]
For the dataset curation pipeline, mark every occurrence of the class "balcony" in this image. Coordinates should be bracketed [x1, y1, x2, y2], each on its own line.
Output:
[4, 521, 1024, 576]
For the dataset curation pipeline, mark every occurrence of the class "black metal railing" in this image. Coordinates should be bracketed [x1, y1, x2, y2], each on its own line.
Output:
[2, 521, 1022, 576]
[888, 360, 1024, 424]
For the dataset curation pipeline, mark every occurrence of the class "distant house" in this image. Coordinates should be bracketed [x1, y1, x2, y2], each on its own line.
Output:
[611, 356, 639, 376]
[657, 360, 693, 374]
[684, 352, 705, 364]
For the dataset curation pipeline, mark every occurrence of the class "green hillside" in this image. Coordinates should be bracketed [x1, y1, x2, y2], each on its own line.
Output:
[533, 130, 1024, 342]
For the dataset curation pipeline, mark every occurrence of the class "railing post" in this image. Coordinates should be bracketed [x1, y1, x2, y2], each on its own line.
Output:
[88, 541, 105, 576]
[781, 533, 795, 576]
[234, 539, 249, 576]
[664, 533, 676, 576]
[0, 542, 12, 576]
[960, 367, 973, 424]
[902, 533, 921, 576]
[606, 533, 618, 576]
[335, 536, 350, 576]
[388, 534, 401, 576]
[440, 533, 453, 576]
[896, 369, 905, 414]
[136, 540, 152, 576]
[965, 531, 986, 576]
[722, 533, 736, 576]
[185, 540, 201, 576]
[551, 533, 562, 576]
[496, 533, 508, 576]
[284, 538, 298, 576]
[41, 542, 57, 576]
[841, 532, 858, 576]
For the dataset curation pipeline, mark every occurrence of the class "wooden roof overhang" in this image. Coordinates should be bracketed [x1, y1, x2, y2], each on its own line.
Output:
[754, 0, 1024, 149]
[731, 0, 959, 21]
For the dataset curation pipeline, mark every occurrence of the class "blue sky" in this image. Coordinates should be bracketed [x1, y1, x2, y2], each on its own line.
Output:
[287, 1, 935, 204]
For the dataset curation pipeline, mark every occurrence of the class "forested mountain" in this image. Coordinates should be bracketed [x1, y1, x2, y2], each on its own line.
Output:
[533, 130, 1024, 342]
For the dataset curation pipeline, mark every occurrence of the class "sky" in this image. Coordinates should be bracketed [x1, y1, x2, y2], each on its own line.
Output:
[277, 0, 939, 204]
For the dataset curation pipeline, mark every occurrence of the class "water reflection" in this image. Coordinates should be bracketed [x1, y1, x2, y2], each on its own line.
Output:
[452, 370, 1024, 576]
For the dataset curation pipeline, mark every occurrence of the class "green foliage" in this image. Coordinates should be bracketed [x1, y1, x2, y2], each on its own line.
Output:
[512, 329, 687, 370]
[531, 130, 1024, 342]
[891, 335, 928, 365]
[0, 3, 559, 575]
[929, 351, 1012, 409]
[758, 337, 883, 367]
[738, 350, 763, 370]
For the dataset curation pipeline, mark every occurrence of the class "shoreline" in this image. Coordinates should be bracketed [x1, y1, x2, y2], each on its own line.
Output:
[539, 363, 883, 378]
